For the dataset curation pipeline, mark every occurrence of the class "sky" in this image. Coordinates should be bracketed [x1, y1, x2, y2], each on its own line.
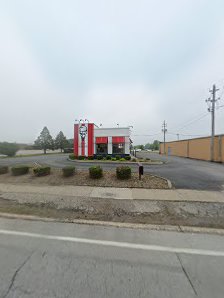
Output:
[0, 0, 224, 145]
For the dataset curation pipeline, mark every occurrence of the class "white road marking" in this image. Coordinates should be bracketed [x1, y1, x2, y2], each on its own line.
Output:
[0, 229, 224, 257]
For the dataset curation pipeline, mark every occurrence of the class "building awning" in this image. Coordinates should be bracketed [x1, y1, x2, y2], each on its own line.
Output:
[112, 136, 125, 144]
[95, 137, 108, 144]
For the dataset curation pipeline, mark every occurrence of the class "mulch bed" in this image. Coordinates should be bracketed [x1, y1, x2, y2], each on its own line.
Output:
[0, 169, 169, 189]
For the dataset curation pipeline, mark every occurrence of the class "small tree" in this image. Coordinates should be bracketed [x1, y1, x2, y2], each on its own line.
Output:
[0, 142, 18, 157]
[35, 127, 54, 154]
[55, 131, 68, 152]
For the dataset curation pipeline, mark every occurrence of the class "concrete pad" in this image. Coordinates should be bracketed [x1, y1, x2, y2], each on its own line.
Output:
[131, 189, 181, 201]
[176, 189, 224, 203]
[0, 183, 93, 197]
[90, 187, 132, 199]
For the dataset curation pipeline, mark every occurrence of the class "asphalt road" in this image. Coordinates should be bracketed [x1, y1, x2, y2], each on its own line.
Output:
[1, 152, 224, 190]
[1, 217, 224, 298]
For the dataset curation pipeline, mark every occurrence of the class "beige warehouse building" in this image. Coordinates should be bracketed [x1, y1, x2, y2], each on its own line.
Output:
[160, 135, 224, 162]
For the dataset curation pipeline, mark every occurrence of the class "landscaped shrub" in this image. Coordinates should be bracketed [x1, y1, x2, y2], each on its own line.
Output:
[119, 158, 126, 161]
[33, 166, 51, 177]
[0, 166, 8, 175]
[78, 155, 86, 160]
[115, 155, 121, 160]
[62, 166, 75, 177]
[125, 156, 131, 161]
[131, 158, 136, 162]
[88, 156, 94, 160]
[111, 157, 117, 161]
[106, 155, 111, 160]
[96, 155, 103, 160]
[116, 166, 131, 180]
[11, 165, 29, 176]
[69, 153, 77, 160]
[0, 142, 18, 157]
[89, 166, 103, 179]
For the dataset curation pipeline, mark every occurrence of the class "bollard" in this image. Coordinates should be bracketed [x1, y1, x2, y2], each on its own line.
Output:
[138, 164, 144, 180]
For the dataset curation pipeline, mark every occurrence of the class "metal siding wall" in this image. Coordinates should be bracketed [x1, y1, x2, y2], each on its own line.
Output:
[160, 135, 224, 162]
[88, 123, 94, 156]
[74, 124, 79, 156]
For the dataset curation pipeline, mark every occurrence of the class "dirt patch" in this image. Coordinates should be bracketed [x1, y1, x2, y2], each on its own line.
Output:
[1, 197, 224, 229]
[0, 169, 169, 189]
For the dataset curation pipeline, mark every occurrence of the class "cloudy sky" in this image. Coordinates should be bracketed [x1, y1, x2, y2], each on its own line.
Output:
[1, 0, 224, 145]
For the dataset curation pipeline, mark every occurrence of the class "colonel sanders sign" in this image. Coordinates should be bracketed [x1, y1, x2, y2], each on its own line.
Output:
[79, 124, 88, 141]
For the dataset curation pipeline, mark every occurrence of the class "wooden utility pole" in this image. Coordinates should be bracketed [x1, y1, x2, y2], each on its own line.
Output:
[162, 120, 167, 155]
[206, 84, 219, 161]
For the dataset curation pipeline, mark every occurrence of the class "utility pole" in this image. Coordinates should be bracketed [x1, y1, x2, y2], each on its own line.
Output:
[162, 120, 167, 155]
[206, 84, 219, 161]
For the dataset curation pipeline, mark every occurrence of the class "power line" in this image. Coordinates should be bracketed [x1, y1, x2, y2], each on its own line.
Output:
[169, 111, 209, 132]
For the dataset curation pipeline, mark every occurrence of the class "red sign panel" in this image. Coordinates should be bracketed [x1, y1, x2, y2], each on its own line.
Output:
[112, 137, 125, 144]
[95, 137, 108, 144]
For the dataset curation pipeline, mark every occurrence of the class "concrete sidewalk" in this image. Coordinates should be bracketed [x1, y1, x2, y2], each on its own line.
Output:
[0, 183, 224, 203]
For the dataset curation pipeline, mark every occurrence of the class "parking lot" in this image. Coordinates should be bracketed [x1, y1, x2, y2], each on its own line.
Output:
[0, 152, 224, 190]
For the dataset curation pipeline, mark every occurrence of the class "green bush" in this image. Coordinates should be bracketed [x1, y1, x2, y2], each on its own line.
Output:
[115, 155, 121, 160]
[0, 142, 18, 157]
[96, 155, 103, 160]
[69, 153, 77, 160]
[88, 156, 94, 160]
[119, 158, 126, 161]
[0, 166, 8, 175]
[11, 165, 29, 176]
[111, 157, 117, 161]
[78, 155, 85, 160]
[131, 158, 137, 162]
[89, 166, 103, 179]
[33, 166, 51, 177]
[62, 166, 75, 177]
[125, 156, 131, 161]
[116, 166, 131, 180]
[106, 155, 111, 160]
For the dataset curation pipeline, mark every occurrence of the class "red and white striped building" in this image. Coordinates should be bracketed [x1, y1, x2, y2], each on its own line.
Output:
[74, 123, 130, 157]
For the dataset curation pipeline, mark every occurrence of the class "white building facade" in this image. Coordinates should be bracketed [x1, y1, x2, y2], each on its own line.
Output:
[74, 123, 130, 157]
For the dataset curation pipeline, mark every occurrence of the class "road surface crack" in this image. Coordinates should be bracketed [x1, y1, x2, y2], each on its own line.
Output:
[176, 253, 197, 296]
[2, 252, 33, 298]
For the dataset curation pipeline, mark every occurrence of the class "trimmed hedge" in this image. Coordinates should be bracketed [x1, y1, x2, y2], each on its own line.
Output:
[96, 155, 103, 160]
[33, 166, 51, 177]
[106, 155, 111, 160]
[111, 157, 116, 161]
[116, 166, 131, 180]
[62, 166, 75, 177]
[88, 156, 94, 160]
[69, 153, 77, 160]
[11, 165, 29, 176]
[78, 155, 86, 160]
[0, 166, 8, 175]
[125, 156, 131, 160]
[89, 166, 103, 179]
[119, 158, 126, 161]
[115, 155, 121, 160]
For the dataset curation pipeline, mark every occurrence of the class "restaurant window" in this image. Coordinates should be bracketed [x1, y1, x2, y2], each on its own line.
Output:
[112, 143, 124, 154]
[96, 143, 108, 154]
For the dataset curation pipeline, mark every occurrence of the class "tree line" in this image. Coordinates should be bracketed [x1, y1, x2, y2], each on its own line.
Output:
[0, 127, 72, 157]
[34, 127, 71, 154]
[134, 140, 160, 151]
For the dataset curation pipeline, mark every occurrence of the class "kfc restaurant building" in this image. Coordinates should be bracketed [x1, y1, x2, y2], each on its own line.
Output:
[74, 123, 130, 157]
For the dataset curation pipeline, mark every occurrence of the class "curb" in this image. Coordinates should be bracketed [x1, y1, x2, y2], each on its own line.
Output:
[67, 158, 164, 165]
[0, 212, 224, 235]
